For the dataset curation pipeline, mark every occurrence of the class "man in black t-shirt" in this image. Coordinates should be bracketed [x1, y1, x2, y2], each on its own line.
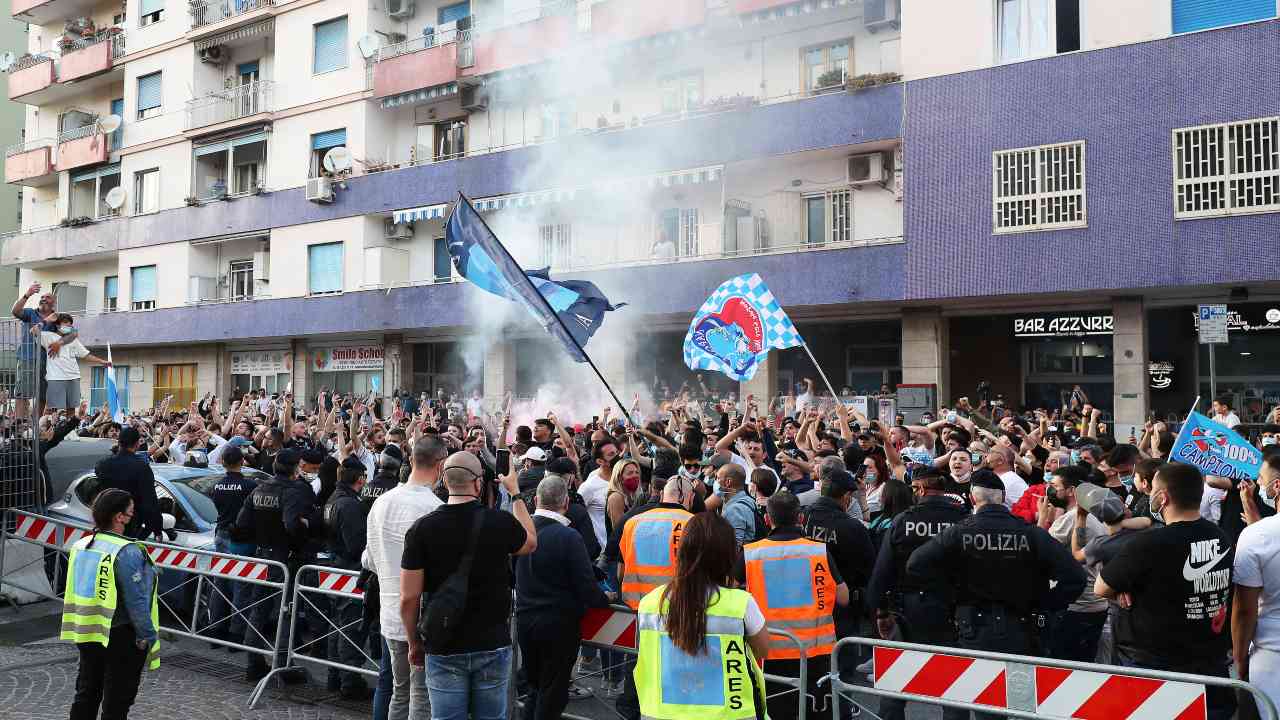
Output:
[399, 452, 536, 717]
[1097, 462, 1235, 720]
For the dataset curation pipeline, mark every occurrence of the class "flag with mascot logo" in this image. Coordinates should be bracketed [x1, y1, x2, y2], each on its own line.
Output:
[683, 273, 802, 381]
[1171, 411, 1262, 481]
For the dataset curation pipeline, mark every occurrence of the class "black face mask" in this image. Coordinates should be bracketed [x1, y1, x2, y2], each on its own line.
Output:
[1045, 485, 1070, 509]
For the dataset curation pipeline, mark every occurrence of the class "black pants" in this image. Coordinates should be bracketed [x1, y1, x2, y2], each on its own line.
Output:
[763, 654, 831, 720]
[955, 606, 1033, 720]
[327, 595, 369, 690]
[70, 623, 148, 720]
[615, 656, 639, 720]
[880, 593, 967, 720]
[517, 612, 582, 720]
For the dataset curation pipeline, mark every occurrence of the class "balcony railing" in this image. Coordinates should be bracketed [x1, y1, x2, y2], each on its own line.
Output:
[57, 124, 100, 143]
[60, 30, 127, 59]
[185, 80, 274, 130]
[4, 137, 54, 158]
[375, 28, 459, 62]
[11, 53, 53, 72]
[189, 0, 274, 29]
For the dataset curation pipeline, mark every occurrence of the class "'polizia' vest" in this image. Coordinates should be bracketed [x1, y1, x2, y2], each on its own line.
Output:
[61, 532, 160, 670]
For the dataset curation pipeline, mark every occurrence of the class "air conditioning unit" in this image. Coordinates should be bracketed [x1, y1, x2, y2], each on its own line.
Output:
[847, 152, 889, 186]
[386, 31, 407, 44]
[460, 85, 488, 111]
[384, 219, 414, 240]
[864, 0, 900, 32]
[306, 176, 334, 203]
[199, 45, 226, 64]
[386, 0, 415, 20]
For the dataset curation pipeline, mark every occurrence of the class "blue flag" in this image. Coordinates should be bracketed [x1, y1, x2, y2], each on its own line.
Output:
[445, 194, 622, 363]
[1171, 411, 1262, 481]
[683, 273, 803, 381]
[106, 344, 123, 423]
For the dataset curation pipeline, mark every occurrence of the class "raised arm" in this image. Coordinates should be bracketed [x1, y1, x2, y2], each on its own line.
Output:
[11, 283, 37, 320]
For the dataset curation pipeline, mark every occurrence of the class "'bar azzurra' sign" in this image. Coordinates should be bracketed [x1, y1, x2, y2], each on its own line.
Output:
[1012, 313, 1114, 338]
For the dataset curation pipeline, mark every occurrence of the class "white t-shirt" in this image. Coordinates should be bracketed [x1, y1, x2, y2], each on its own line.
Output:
[999, 471, 1028, 507]
[257, 397, 273, 415]
[1234, 515, 1280, 651]
[1048, 510, 1108, 613]
[1214, 412, 1242, 429]
[579, 470, 609, 546]
[40, 332, 89, 381]
[1200, 485, 1227, 524]
[466, 397, 483, 417]
[364, 483, 443, 641]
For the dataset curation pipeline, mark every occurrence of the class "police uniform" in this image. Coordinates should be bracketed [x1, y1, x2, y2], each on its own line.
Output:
[359, 446, 402, 515]
[741, 527, 840, 720]
[865, 494, 969, 720]
[906, 471, 1086, 719]
[207, 455, 257, 644]
[323, 474, 369, 696]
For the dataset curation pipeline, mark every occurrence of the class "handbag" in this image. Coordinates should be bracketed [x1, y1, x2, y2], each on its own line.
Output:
[417, 506, 485, 648]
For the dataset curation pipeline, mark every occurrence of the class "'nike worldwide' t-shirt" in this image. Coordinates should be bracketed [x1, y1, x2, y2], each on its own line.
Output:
[1100, 518, 1234, 666]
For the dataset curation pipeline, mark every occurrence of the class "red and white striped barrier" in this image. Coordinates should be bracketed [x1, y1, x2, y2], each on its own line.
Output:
[317, 570, 362, 596]
[208, 556, 271, 581]
[146, 546, 198, 570]
[872, 646, 1209, 720]
[14, 514, 62, 547]
[580, 607, 637, 650]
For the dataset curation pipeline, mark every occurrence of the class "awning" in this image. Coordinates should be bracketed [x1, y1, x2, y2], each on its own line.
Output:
[741, 0, 851, 23]
[194, 19, 274, 52]
[473, 164, 723, 212]
[393, 204, 448, 224]
[379, 82, 458, 109]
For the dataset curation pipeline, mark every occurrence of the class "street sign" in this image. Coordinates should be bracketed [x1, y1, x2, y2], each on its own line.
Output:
[1198, 304, 1229, 344]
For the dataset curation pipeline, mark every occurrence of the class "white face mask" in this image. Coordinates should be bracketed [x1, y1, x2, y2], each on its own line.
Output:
[1262, 478, 1278, 509]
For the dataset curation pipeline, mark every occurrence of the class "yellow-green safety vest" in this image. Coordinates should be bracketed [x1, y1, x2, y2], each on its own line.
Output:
[634, 584, 768, 720]
[61, 531, 161, 670]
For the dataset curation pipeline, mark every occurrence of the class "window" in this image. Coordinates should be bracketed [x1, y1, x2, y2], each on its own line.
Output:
[139, 0, 162, 25]
[193, 132, 266, 200]
[109, 98, 124, 150]
[307, 242, 344, 295]
[659, 72, 703, 114]
[90, 365, 130, 413]
[154, 363, 197, 409]
[433, 237, 453, 283]
[310, 128, 346, 176]
[133, 168, 159, 214]
[1173, 117, 1279, 219]
[538, 101, 575, 140]
[804, 190, 851, 245]
[130, 265, 157, 310]
[228, 259, 254, 300]
[993, 141, 1086, 232]
[803, 41, 850, 92]
[658, 208, 700, 257]
[434, 120, 466, 161]
[69, 165, 121, 219]
[1173, 0, 1274, 34]
[313, 16, 348, 74]
[136, 72, 162, 119]
[996, 0, 1079, 63]
[538, 223, 572, 267]
[104, 275, 118, 312]
[438, 0, 470, 24]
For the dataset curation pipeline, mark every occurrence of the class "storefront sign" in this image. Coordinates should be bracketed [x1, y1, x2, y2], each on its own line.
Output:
[1012, 313, 1114, 338]
[1191, 305, 1280, 334]
[313, 345, 384, 372]
[1197, 304, 1229, 344]
[230, 350, 290, 375]
[1148, 361, 1174, 390]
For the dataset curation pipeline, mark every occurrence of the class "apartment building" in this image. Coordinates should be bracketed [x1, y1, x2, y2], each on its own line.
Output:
[3, 0, 1279, 436]
[0, 5, 25, 302]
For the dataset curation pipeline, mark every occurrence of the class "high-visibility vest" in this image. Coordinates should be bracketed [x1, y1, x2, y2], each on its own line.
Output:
[619, 507, 692, 610]
[61, 532, 161, 670]
[742, 536, 836, 659]
[634, 584, 768, 720]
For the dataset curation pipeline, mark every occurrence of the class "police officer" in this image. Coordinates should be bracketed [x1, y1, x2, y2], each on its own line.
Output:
[323, 458, 370, 699]
[740, 492, 849, 720]
[360, 445, 402, 515]
[207, 446, 257, 646]
[907, 469, 1086, 720]
[234, 448, 322, 682]
[801, 457, 876, 688]
[865, 468, 968, 720]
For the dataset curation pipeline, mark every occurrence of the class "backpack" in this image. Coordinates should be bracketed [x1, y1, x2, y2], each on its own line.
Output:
[418, 506, 485, 648]
[749, 501, 769, 542]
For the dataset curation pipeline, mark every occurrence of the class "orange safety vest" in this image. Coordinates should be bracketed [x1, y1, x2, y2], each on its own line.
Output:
[743, 536, 837, 659]
[619, 507, 692, 610]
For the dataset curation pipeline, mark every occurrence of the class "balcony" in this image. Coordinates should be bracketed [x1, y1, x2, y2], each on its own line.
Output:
[466, 10, 576, 76]
[188, 0, 274, 37]
[373, 32, 460, 100]
[11, 0, 104, 27]
[8, 32, 126, 106]
[54, 125, 109, 172]
[7, 56, 55, 102]
[591, 0, 707, 44]
[4, 139, 56, 186]
[185, 81, 274, 133]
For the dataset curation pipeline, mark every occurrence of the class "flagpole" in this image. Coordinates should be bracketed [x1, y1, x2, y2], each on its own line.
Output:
[800, 341, 841, 400]
[453, 193, 637, 426]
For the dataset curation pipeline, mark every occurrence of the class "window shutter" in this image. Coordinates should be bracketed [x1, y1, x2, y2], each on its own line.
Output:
[313, 16, 348, 74]
[311, 128, 346, 150]
[1173, 0, 1274, 33]
[131, 266, 157, 302]
[137, 73, 162, 111]
[438, 1, 470, 24]
[104, 276, 118, 300]
[139, 0, 163, 15]
[307, 243, 344, 294]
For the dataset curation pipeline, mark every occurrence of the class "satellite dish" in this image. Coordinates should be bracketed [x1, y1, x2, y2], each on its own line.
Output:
[0, 51, 14, 72]
[323, 146, 352, 173]
[356, 34, 380, 59]
[104, 186, 127, 210]
[97, 114, 122, 134]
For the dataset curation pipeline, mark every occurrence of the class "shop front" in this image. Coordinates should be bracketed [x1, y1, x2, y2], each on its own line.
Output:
[311, 345, 385, 396]
[230, 349, 292, 396]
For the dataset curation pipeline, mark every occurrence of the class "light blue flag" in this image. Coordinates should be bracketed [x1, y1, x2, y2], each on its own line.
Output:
[682, 273, 803, 381]
[1171, 411, 1262, 481]
[105, 344, 123, 423]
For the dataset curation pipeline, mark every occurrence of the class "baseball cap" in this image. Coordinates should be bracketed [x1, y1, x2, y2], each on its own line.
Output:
[520, 446, 547, 464]
[227, 436, 253, 448]
[300, 447, 327, 465]
[443, 451, 484, 481]
[700, 454, 731, 470]
[826, 470, 858, 495]
[970, 469, 1005, 492]
[1076, 482, 1126, 525]
[118, 426, 142, 449]
[547, 457, 578, 476]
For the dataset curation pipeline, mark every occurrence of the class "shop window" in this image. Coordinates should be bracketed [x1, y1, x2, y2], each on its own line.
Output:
[993, 141, 1086, 233]
[805, 190, 851, 245]
[91, 365, 129, 413]
[1173, 116, 1279, 219]
[130, 265, 156, 310]
[803, 41, 850, 92]
[538, 223, 572, 267]
[154, 363, 197, 409]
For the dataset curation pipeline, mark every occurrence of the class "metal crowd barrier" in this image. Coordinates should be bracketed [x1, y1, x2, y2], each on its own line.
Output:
[824, 635, 1280, 720]
[0, 509, 291, 699]
[249, 563, 376, 708]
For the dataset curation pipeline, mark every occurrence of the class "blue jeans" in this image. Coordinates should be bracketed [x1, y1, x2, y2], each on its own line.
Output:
[373, 637, 393, 720]
[209, 536, 256, 642]
[425, 646, 512, 720]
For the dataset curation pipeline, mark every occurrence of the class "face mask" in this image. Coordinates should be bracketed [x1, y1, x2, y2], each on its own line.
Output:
[1263, 436, 1277, 447]
[622, 476, 640, 493]
[970, 452, 982, 464]
[58, 325, 72, 335]
[1119, 474, 1135, 490]
[864, 471, 878, 484]
[1045, 486, 1069, 509]
[1149, 490, 1166, 523]
[1070, 450, 1081, 465]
